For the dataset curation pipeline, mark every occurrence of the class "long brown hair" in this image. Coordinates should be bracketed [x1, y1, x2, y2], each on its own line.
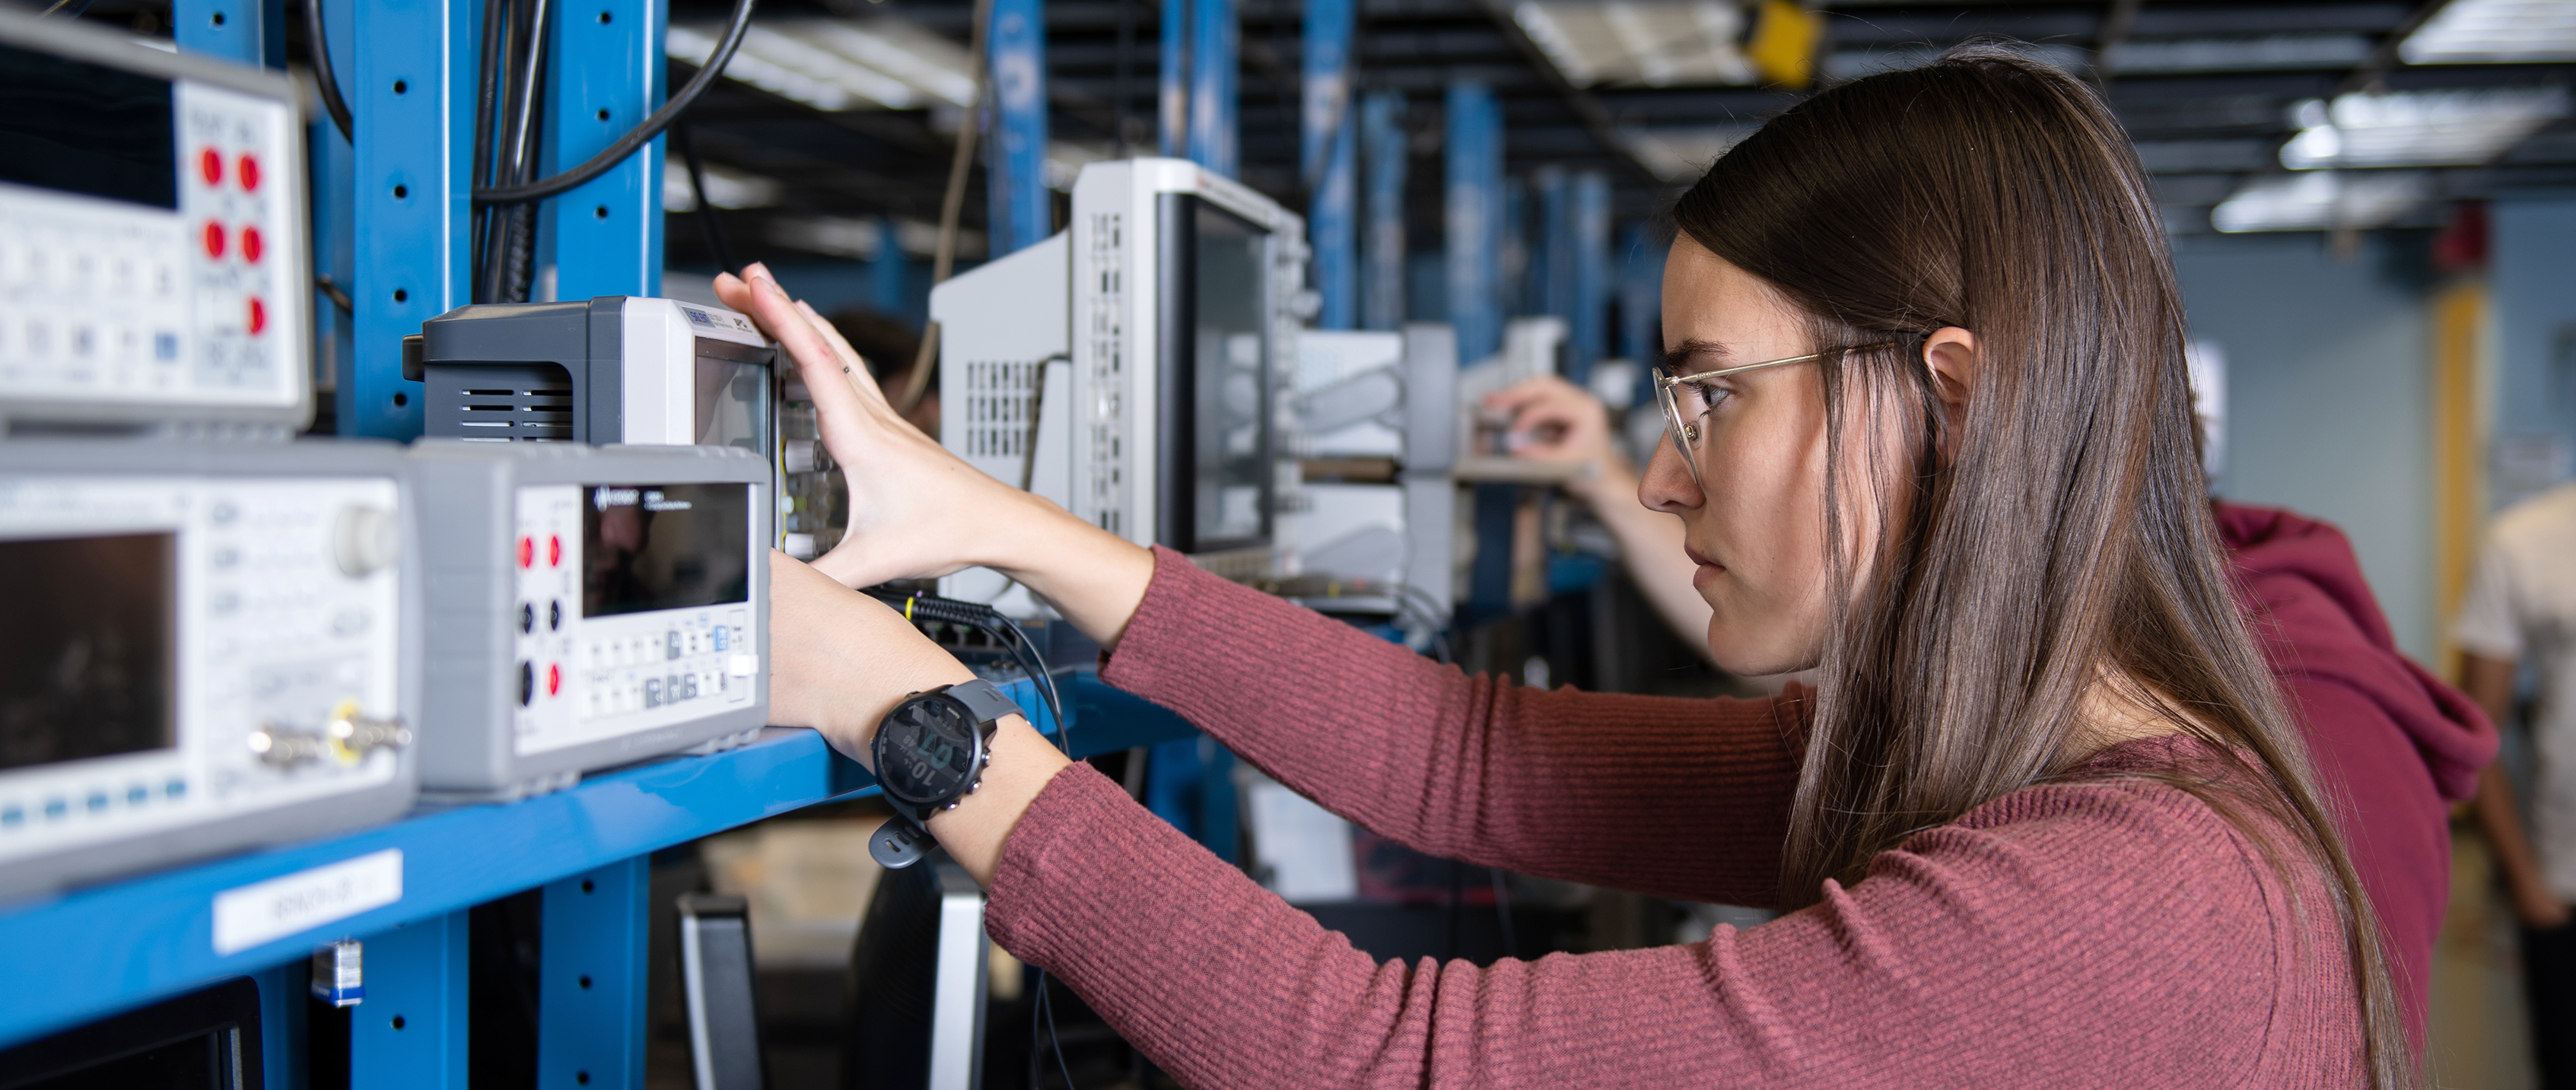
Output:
[1670, 46, 2409, 1085]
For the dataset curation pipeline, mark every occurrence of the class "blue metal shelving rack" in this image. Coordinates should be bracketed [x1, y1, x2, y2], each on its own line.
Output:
[0, 672, 1194, 1088]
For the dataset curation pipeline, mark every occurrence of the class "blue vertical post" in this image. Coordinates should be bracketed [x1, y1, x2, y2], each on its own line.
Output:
[538, 859, 650, 1090]
[173, 0, 285, 68]
[1302, 0, 1356, 329]
[870, 215, 908, 315]
[348, 0, 476, 438]
[1185, 0, 1236, 176]
[987, 0, 1053, 256]
[1444, 82, 1501, 365]
[1159, 0, 1188, 157]
[254, 963, 307, 1090]
[1360, 91, 1407, 331]
[542, 0, 667, 302]
[1569, 170, 1611, 385]
[1533, 164, 1570, 325]
[350, 912, 472, 1090]
[1618, 222, 1665, 364]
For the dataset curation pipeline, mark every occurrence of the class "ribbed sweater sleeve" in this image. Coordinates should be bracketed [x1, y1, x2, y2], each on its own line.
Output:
[978, 551, 2366, 1088]
[1098, 546, 1807, 905]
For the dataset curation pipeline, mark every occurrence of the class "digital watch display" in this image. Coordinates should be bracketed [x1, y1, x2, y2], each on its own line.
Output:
[867, 678, 1018, 869]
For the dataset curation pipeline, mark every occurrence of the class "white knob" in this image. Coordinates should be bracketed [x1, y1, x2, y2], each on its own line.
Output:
[332, 505, 399, 577]
[783, 440, 819, 474]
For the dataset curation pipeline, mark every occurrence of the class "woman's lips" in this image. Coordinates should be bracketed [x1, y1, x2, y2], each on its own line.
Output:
[1685, 544, 1725, 588]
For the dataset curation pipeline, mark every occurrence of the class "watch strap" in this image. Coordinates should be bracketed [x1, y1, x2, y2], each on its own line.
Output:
[942, 677, 1022, 726]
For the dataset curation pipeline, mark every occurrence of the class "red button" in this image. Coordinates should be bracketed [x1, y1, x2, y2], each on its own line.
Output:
[548, 535, 562, 567]
[199, 148, 222, 186]
[246, 297, 266, 335]
[202, 223, 225, 259]
[237, 154, 261, 192]
[517, 536, 534, 568]
[546, 664, 562, 697]
[240, 227, 263, 264]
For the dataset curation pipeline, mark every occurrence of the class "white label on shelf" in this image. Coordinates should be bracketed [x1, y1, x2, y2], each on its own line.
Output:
[211, 849, 404, 955]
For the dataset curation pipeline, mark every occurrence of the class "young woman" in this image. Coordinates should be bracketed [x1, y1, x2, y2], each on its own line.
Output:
[739, 47, 2406, 1086]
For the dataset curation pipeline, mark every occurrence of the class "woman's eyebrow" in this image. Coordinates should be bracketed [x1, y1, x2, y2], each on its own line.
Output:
[1658, 339, 1734, 376]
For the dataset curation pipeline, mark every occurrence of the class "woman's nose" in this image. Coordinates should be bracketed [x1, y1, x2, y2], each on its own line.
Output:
[1640, 438, 1704, 513]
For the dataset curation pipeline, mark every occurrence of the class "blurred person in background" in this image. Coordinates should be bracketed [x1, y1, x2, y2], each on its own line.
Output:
[1491, 374, 2496, 1044]
[2455, 481, 2576, 1086]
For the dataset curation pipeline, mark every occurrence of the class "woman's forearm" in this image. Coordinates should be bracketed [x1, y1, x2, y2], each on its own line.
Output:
[979, 497, 1159, 650]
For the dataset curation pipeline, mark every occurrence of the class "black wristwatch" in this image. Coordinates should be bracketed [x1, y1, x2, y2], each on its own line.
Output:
[867, 678, 1019, 869]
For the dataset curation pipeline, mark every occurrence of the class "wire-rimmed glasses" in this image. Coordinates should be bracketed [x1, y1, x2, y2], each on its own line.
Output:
[1653, 343, 1898, 490]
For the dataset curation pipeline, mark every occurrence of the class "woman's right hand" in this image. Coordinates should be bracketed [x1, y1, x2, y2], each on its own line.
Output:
[714, 264, 1157, 647]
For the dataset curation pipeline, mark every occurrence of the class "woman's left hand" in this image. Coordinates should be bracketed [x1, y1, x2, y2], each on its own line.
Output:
[766, 549, 1074, 885]
[765, 550, 978, 765]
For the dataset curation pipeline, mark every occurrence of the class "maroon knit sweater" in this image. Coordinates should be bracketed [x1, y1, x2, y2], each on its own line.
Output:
[983, 548, 2370, 1087]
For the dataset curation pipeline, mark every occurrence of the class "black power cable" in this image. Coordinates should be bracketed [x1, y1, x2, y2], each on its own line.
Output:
[302, 0, 355, 141]
[471, 0, 758, 205]
[673, 122, 739, 276]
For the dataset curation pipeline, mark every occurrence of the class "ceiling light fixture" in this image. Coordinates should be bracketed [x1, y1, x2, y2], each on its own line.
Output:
[2279, 87, 2568, 169]
[1613, 126, 1757, 183]
[661, 160, 784, 211]
[2399, 0, 2576, 64]
[667, 16, 975, 113]
[1513, 0, 1754, 87]
[2211, 171, 2431, 233]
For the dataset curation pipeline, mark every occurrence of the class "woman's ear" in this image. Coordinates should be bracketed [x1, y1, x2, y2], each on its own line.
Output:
[1922, 326, 1979, 459]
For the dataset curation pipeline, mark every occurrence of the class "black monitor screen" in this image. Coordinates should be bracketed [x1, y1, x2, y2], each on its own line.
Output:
[0, 533, 177, 772]
[1155, 194, 1272, 554]
[0, 41, 177, 209]
[582, 484, 750, 618]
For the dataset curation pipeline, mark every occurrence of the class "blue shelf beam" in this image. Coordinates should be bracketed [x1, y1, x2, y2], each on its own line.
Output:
[1302, 0, 1356, 329]
[0, 671, 1193, 1053]
[987, 0, 1052, 256]
[1445, 81, 1502, 366]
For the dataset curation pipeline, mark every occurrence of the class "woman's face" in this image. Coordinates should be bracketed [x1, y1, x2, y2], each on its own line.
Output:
[1641, 239, 1849, 676]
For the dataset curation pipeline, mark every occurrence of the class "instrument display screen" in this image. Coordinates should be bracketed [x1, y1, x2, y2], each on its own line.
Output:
[0, 532, 177, 771]
[582, 483, 750, 618]
[0, 41, 177, 210]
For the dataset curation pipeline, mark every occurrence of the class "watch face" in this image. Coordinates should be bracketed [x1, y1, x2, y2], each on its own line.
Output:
[879, 694, 980, 806]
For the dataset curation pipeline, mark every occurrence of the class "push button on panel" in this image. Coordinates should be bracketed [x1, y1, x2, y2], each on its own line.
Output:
[202, 222, 225, 259]
[237, 153, 261, 192]
[241, 227, 263, 264]
[518, 602, 535, 634]
[517, 660, 535, 707]
[199, 148, 223, 186]
[549, 600, 563, 631]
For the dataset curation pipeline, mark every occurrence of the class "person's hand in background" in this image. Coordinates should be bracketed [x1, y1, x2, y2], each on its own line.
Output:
[1484, 376, 1716, 664]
